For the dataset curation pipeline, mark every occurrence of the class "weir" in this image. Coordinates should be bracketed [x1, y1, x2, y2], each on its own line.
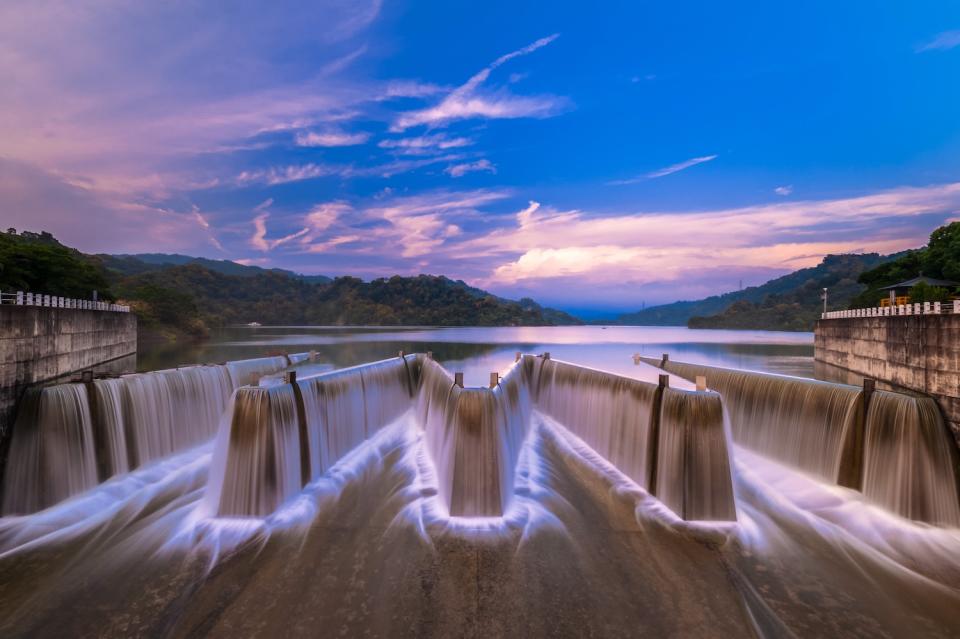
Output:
[1, 354, 305, 515]
[643, 356, 960, 526]
[209, 353, 738, 522]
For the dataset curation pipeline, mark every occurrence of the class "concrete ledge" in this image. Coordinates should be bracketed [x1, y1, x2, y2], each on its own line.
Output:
[814, 315, 960, 447]
[0, 306, 137, 469]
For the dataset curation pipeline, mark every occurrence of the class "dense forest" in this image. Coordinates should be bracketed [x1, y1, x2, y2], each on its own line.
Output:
[0, 230, 580, 340]
[849, 222, 960, 308]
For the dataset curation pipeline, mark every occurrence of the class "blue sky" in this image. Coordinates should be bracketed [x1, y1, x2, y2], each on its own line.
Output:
[1, 1, 959, 315]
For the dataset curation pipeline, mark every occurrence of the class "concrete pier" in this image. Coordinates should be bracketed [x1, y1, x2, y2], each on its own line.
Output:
[814, 315, 960, 447]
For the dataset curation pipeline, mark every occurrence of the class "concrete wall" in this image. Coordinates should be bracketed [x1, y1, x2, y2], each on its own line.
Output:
[814, 315, 960, 446]
[0, 306, 137, 446]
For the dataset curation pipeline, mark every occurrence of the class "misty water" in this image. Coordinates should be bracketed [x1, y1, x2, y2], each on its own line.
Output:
[3, 326, 960, 638]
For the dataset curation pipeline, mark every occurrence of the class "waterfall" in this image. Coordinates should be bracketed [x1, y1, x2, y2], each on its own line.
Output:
[655, 388, 736, 521]
[116, 365, 235, 468]
[529, 357, 659, 490]
[2, 384, 98, 515]
[212, 357, 421, 516]
[299, 356, 419, 480]
[862, 391, 960, 526]
[90, 378, 130, 480]
[417, 358, 531, 517]
[2, 357, 294, 515]
[645, 359, 861, 482]
[648, 356, 960, 525]
[211, 385, 303, 518]
[205, 354, 736, 522]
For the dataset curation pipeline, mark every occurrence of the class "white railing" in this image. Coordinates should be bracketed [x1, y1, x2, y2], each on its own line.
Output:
[0, 290, 130, 312]
[821, 300, 960, 320]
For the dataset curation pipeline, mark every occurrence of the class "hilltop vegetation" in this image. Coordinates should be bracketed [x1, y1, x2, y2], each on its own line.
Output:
[0, 230, 114, 299]
[0, 229, 579, 340]
[849, 222, 960, 308]
[617, 253, 894, 330]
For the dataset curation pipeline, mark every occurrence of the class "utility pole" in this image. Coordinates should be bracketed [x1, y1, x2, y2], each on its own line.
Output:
[821, 287, 828, 314]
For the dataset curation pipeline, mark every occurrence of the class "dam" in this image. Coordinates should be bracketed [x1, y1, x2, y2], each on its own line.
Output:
[0, 346, 959, 637]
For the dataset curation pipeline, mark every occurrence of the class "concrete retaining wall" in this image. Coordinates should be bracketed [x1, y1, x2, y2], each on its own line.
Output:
[814, 315, 960, 446]
[0, 306, 137, 446]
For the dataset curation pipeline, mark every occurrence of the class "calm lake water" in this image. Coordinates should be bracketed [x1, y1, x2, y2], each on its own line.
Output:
[139, 325, 814, 386]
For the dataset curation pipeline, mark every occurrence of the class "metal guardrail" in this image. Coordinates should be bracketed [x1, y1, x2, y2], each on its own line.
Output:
[822, 300, 960, 319]
[0, 291, 130, 312]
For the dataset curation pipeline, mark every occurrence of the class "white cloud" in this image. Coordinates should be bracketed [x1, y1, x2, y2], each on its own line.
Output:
[917, 30, 960, 52]
[456, 182, 960, 288]
[774, 185, 794, 196]
[445, 159, 497, 177]
[294, 130, 370, 147]
[391, 34, 567, 131]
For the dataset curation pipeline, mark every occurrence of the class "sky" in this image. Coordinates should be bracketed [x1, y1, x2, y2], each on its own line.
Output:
[1, 1, 959, 316]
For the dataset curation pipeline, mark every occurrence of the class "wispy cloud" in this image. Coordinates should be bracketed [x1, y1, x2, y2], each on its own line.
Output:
[647, 155, 718, 178]
[238, 163, 339, 186]
[609, 155, 718, 184]
[295, 130, 370, 147]
[250, 211, 310, 251]
[236, 153, 469, 185]
[391, 34, 567, 131]
[774, 185, 793, 196]
[445, 159, 497, 177]
[378, 133, 473, 155]
[917, 30, 960, 52]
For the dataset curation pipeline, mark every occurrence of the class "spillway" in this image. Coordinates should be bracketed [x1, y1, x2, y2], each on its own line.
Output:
[208, 354, 737, 522]
[643, 356, 960, 525]
[1, 354, 301, 515]
[3, 353, 960, 637]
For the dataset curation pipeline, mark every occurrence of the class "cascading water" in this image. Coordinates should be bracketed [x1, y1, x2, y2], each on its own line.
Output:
[862, 390, 960, 526]
[5, 353, 960, 637]
[655, 388, 736, 521]
[647, 356, 960, 525]
[209, 385, 303, 518]
[416, 358, 531, 517]
[89, 378, 130, 480]
[1, 357, 294, 515]
[642, 358, 862, 482]
[529, 357, 660, 490]
[117, 365, 235, 468]
[1, 384, 98, 515]
[207, 353, 736, 522]
[213, 356, 421, 516]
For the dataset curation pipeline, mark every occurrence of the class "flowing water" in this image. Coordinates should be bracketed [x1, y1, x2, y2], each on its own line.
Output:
[648, 358, 960, 526]
[0, 326, 958, 637]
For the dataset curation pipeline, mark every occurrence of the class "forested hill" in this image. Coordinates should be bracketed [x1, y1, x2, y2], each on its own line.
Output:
[0, 229, 581, 340]
[615, 252, 897, 330]
[104, 253, 331, 283]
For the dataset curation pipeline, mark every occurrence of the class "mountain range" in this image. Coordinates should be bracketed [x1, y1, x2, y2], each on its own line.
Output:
[0, 231, 580, 341]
